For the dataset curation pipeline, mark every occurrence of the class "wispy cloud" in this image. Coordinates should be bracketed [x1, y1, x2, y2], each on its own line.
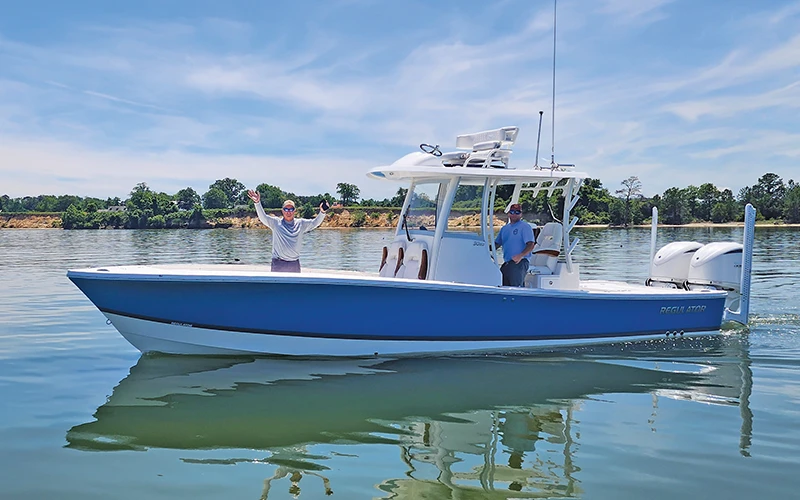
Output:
[654, 34, 800, 95]
[0, 137, 383, 198]
[768, 0, 800, 24]
[1, 0, 798, 200]
[83, 90, 168, 111]
[596, 0, 676, 24]
[663, 80, 800, 121]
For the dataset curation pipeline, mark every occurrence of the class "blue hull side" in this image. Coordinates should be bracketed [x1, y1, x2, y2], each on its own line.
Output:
[69, 275, 726, 343]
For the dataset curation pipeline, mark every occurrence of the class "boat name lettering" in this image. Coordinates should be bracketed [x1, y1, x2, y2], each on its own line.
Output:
[660, 305, 706, 314]
[472, 241, 485, 246]
[171, 321, 193, 327]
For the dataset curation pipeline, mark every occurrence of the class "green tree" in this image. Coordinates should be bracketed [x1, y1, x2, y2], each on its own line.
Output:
[784, 181, 800, 223]
[391, 188, 408, 207]
[608, 198, 626, 226]
[661, 187, 691, 224]
[148, 214, 166, 228]
[299, 204, 315, 218]
[188, 204, 207, 228]
[682, 185, 700, 221]
[576, 178, 612, 222]
[630, 198, 647, 225]
[155, 192, 177, 215]
[32, 195, 58, 212]
[336, 183, 360, 205]
[695, 183, 720, 221]
[127, 183, 155, 225]
[203, 187, 228, 209]
[255, 183, 286, 208]
[174, 187, 201, 210]
[61, 204, 87, 229]
[208, 178, 245, 208]
[105, 197, 122, 208]
[742, 173, 785, 220]
[615, 176, 642, 227]
[711, 189, 738, 223]
[50, 195, 77, 212]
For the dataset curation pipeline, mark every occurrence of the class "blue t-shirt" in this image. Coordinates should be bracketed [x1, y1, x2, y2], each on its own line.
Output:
[495, 221, 535, 262]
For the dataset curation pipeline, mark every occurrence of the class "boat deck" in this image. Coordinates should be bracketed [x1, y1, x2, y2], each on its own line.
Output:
[69, 264, 725, 298]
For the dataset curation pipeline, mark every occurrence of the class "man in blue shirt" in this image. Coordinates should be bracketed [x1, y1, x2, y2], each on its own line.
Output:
[494, 203, 535, 286]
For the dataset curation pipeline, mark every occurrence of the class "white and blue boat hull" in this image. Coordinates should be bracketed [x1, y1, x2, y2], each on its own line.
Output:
[68, 265, 729, 356]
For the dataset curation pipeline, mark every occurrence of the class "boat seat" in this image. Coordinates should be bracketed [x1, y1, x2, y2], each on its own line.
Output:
[439, 126, 518, 169]
[379, 241, 406, 278]
[529, 222, 562, 274]
[395, 241, 429, 280]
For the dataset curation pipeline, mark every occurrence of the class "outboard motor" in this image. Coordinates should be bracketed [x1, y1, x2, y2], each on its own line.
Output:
[645, 204, 756, 325]
[686, 242, 744, 311]
[646, 241, 704, 289]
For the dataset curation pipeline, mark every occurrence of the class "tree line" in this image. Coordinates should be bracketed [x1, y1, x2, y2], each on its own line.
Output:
[0, 180, 369, 229]
[567, 172, 800, 226]
[1, 173, 799, 229]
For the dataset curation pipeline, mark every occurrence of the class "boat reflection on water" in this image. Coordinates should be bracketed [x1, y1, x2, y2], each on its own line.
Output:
[66, 335, 753, 499]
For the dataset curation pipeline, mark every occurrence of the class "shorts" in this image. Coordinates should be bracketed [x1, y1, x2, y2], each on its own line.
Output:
[271, 258, 301, 273]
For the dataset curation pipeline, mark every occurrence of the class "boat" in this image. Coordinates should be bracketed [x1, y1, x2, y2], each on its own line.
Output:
[67, 125, 756, 356]
[65, 337, 753, 496]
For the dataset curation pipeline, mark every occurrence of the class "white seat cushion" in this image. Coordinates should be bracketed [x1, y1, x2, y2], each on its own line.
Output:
[379, 241, 406, 277]
[396, 241, 428, 279]
[530, 222, 562, 273]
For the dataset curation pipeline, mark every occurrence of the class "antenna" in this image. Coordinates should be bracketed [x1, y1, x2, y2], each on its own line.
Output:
[534, 110, 544, 168]
[550, 0, 557, 168]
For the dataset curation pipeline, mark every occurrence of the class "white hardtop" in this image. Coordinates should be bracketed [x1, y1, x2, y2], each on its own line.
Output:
[368, 125, 587, 185]
[367, 154, 588, 185]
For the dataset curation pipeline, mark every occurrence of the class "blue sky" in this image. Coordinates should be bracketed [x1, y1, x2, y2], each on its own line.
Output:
[1, 0, 798, 200]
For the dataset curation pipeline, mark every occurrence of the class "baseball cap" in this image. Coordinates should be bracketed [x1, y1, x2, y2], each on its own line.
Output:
[282, 200, 296, 208]
[509, 203, 522, 211]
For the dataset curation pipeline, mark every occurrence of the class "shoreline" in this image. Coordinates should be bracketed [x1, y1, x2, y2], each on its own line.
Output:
[2, 213, 799, 229]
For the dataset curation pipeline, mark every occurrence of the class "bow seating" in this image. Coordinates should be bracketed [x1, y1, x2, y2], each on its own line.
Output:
[379, 240, 406, 278]
[396, 241, 429, 280]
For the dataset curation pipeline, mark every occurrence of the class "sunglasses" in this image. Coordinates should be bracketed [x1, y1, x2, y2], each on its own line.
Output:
[282, 207, 295, 212]
[509, 210, 522, 214]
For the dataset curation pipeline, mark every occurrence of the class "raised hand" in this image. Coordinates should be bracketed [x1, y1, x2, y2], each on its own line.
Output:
[247, 190, 260, 203]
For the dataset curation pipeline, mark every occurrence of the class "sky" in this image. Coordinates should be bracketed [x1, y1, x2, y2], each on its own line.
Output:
[1, 0, 799, 200]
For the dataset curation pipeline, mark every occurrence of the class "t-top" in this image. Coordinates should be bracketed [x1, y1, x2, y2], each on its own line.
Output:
[254, 204, 326, 261]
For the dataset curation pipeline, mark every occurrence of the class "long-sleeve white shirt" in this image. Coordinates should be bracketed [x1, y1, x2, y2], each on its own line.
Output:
[254, 203, 326, 261]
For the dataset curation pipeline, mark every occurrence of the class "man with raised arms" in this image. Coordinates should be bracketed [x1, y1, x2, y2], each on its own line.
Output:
[247, 190, 328, 272]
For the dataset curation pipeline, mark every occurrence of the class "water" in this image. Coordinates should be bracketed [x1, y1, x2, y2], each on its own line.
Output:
[1, 227, 799, 499]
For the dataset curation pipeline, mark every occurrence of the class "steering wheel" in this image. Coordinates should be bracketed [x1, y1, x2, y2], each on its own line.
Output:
[420, 143, 442, 157]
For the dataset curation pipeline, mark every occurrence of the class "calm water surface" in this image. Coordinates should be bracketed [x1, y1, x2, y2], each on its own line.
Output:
[1, 227, 799, 499]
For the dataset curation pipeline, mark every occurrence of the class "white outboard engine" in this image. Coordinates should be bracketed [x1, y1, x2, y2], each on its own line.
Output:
[645, 204, 756, 325]
[647, 241, 704, 289]
[686, 242, 744, 311]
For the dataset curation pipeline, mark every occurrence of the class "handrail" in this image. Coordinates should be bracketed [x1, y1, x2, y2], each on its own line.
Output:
[723, 204, 756, 325]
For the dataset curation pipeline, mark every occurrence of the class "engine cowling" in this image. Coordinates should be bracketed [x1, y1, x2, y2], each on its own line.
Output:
[647, 241, 703, 288]
[686, 242, 743, 291]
